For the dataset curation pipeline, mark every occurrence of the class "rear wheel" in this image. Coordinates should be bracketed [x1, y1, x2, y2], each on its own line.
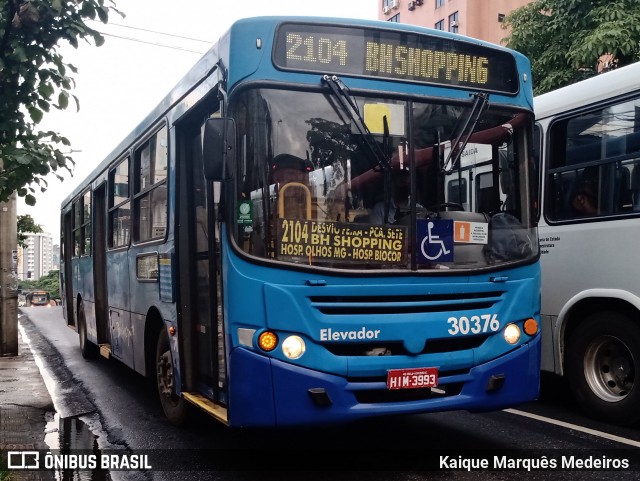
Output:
[78, 300, 98, 359]
[566, 311, 640, 425]
[156, 328, 188, 425]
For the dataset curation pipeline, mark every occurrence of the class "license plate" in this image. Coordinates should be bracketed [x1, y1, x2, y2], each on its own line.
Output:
[387, 367, 438, 390]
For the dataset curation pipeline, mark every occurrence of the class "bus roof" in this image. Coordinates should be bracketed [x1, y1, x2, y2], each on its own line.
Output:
[61, 16, 529, 209]
[534, 61, 640, 120]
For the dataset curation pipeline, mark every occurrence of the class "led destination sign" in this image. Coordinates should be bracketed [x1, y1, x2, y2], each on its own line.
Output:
[273, 23, 519, 94]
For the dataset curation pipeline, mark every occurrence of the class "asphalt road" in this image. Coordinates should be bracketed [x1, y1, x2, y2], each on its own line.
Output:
[19, 306, 640, 481]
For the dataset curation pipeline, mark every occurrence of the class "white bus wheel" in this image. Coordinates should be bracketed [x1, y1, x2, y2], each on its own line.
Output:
[566, 311, 640, 426]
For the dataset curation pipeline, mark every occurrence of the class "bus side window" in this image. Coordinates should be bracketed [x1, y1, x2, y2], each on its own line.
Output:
[632, 164, 640, 210]
[617, 165, 632, 212]
[134, 126, 168, 242]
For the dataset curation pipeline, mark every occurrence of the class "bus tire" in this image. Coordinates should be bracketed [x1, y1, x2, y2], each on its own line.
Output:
[78, 301, 98, 359]
[566, 311, 640, 425]
[156, 328, 188, 425]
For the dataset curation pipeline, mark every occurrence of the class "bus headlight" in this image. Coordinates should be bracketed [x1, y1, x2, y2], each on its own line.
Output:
[282, 335, 305, 359]
[503, 323, 521, 345]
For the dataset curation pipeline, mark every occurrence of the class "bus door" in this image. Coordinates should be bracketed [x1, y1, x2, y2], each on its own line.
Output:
[92, 183, 110, 349]
[176, 111, 225, 406]
[62, 211, 75, 325]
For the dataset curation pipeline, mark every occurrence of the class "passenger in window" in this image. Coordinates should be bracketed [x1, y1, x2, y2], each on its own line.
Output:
[571, 168, 599, 216]
[271, 153, 314, 220]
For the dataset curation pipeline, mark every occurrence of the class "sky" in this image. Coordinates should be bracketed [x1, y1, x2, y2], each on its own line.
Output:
[18, 0, 378, 238]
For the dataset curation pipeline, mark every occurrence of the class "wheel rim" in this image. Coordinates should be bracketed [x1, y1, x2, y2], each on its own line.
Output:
[583, 334, 635, 403]
[157, 350, 174, 398]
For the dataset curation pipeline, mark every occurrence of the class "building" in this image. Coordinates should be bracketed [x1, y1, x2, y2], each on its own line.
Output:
[379, 0, 534, 46]
[19, 232, 54, 281]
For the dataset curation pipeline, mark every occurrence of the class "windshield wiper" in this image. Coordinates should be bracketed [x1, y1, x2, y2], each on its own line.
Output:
[322, 74, 390, 172]
[442, 92, 489, 174]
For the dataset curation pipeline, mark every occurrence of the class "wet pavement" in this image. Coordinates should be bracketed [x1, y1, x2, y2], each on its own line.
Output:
[0, 313, 119, 481]
[0, 314, 56, 480]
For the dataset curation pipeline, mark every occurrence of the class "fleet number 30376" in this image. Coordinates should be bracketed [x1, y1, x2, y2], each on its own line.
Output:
[447, 314, 500, 336]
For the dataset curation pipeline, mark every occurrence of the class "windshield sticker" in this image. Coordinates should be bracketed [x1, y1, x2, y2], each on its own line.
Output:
[364, 103, 405, 135]
[237, 200, 253, 225]
[277, 219, 407, 265]
[417, 219, 454, 263]
[453, 221, 488, 244]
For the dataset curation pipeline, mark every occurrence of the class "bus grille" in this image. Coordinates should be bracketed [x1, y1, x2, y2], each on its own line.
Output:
[309, 291, 504, 315]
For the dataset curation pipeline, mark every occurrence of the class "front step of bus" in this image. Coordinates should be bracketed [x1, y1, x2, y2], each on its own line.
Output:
[182, 392, 229, 425]
[99, 344, 111, 359]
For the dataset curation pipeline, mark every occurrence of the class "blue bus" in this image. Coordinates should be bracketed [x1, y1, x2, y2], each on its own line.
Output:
[60, 17, 541, 427]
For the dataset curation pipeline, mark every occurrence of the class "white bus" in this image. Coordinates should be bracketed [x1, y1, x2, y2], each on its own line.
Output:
[535, 62, 640, 425]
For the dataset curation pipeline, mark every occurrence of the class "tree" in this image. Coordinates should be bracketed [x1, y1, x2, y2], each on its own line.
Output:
[16, 213, 42, 247]
[35, 269, 59, 298]
[0, 0, 121, 204]
[503, 0, 640, 95]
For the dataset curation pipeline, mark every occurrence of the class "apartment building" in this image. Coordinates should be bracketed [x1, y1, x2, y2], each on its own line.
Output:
[20, 232, 54, 280]
[379, 0, 534, 46]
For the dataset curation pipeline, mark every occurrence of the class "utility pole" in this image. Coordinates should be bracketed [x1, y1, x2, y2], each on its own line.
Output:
[0, 157, 18, 356]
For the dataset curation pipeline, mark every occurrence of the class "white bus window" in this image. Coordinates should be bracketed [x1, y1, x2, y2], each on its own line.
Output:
[547, 97, 640, 221]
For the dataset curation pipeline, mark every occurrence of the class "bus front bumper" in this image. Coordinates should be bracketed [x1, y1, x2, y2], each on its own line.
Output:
[227, 334, 541, 427]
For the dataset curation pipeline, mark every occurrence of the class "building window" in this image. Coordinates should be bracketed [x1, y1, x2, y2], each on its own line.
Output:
[435, 19, 444, 30]
[108, 157, 130, 248]
[449, 11, 459, 33]
[388, 13, 400, 22]
[498, 13, 506, 22]
[134, 125, 168, 242]
[435, 0, 444, 7]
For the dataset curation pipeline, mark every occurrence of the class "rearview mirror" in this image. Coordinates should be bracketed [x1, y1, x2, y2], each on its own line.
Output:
[203, 118, 235, 181]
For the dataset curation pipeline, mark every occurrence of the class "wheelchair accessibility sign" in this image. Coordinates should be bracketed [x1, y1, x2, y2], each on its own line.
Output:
[417, 219, 454, 263]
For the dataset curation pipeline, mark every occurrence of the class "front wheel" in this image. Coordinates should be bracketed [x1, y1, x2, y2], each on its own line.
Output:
[566, 311, 640, 425]
[156, 328, 188, 425]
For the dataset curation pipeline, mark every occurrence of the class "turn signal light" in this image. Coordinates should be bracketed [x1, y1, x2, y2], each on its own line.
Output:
[523, 318, 538, 336]
[258, 331, 278, 351]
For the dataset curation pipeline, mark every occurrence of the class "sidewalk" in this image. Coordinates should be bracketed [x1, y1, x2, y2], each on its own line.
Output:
[0, 313, 55, 480]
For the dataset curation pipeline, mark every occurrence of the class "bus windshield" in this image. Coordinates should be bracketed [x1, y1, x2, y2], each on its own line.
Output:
[231, 87, 537, 271]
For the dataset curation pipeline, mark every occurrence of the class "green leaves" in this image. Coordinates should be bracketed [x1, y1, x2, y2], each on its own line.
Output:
[0, 0, 122, 204]
[57, 91, 69, 109]
[504, 0, 640, 94]
[28, 106, 44, 123]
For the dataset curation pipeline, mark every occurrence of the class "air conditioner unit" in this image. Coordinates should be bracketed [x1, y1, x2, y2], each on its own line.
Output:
[408, 1, 416, 11]
[450, 20, 458, 28]
[415, 0, 423, 5]
[391, 0, 400, 9]
[383, 5, 390, 14]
